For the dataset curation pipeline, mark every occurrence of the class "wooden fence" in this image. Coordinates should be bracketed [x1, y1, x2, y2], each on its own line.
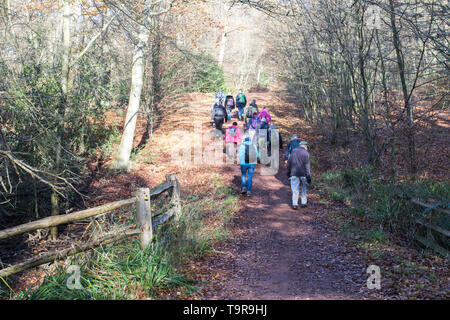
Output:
[412, 198, 449, 258]
[0, 174, 181, 278]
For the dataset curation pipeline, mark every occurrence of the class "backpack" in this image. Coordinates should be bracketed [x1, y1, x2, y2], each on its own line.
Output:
[268, 126, 275, 142]
[289, 139, 300, 154]
[244, 144, 256, 164]
[246, 107, 253, 119]
[238, 93, 245, 104]
[257, 122, 268, 137]
[250, 118, 259, 129]
[214, 105, 225, 118]
[226, 96, 234, 107]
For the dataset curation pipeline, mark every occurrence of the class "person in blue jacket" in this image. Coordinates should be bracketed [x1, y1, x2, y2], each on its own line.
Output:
[238, 137, 259, 197]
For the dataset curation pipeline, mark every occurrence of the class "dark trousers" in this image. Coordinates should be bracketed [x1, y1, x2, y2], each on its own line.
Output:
[214, 117, 224, 131]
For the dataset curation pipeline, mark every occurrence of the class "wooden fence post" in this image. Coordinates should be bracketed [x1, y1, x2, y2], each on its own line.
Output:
[166, 174, 181, 219]
[50, 190, 59, 240]
[135, 188, 152, 249]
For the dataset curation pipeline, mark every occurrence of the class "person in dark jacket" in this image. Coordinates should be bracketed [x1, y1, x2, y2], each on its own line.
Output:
[224, 92, 235, 121]
[236, 89, 247, 121]
[286, 141, 311, 209]
[256, 118, 270, 164]
[249, 99, 258, 112]
[267, 124, 283, 157]
[211, 98, 227, 131]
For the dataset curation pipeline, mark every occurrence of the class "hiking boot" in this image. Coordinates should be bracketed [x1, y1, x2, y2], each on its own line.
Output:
[300, 204, 307, 208]
[246, 190, 252, 197]
[241, 187, 247, 194]
[292, 205, 298, 210]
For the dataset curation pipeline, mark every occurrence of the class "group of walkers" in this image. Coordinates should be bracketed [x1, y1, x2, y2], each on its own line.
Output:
[211, 89, 248, 130]
[211, 89, 311, 210]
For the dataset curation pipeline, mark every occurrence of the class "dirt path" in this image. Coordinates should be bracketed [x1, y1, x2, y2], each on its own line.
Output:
[190, 90, 371, 299]
[196, 163, 370, 299]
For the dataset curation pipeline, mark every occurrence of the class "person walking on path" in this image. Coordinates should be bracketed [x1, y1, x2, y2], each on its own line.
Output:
[244, 101, 258, 125]
[285, 134, 300, 161]
[236, 89, 247, 121]
[214, 89, 225, 103]
[267, 123, 283, 157]
[225, 121, 242, 161]
[256, 118, 270, 164]
[211, 98, 227, 131]
[224, 92, 235, 121]
[249, 99, 258, 113]
[246, 112, 260, 144]
[258, 107, 272, 125]
[238, 137, 259, 197]
[286, 141, 311, 209]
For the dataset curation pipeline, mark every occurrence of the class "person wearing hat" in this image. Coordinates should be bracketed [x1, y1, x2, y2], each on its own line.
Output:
[286, 141, 311, 209]
[238, 136, 259, 196]
[285, 134, 300, 161]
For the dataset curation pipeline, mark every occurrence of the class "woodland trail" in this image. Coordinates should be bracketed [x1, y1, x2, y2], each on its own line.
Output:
[185, 90, 372, 299]
[4, 89, 373, 298]
[198, 162, 369, 299]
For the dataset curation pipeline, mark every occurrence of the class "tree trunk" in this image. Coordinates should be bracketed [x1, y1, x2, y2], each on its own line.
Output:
[218, 25, 228, 67]
[111, 24, 150, 171]
[51, 0, 72, 240]
[151, 17, 162, 106]
[389, 0, 416, 174]
[218, 3, 230, 67]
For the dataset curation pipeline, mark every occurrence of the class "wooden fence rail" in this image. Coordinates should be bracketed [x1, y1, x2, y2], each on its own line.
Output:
[0, 174, 181, 278]
[412, 198, 449, 258]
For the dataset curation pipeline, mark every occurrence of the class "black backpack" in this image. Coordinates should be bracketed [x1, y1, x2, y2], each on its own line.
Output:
[257, 122, 268, 137]
[214, 105, 225, 118]
[244, 143, 257, 164]
[225, 96, 234, 108]
[246, 107, 254, 119]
